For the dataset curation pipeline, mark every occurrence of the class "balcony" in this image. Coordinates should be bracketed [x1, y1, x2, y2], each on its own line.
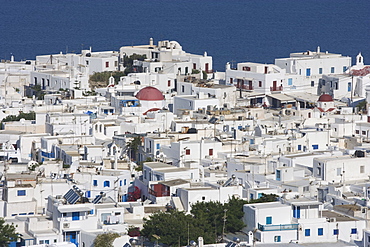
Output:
[258, 223, 299, 231]
[270, 86, 283, 92]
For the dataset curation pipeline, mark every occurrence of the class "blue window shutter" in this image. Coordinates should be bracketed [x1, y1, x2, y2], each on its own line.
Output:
[318, 228, 323, 236]
[312, 144, 319, 150]
[306, 68, 311, 76]
[305, 229, 310, 236]
[93, 180, 98, 186]
[17, 190, 26, 196]
[288, 78, 293, 85]
[85, 191, 91, 198]
[266, 216, 272, 225]
[104, 181, 110, 187]
[298, 145, 301, 150]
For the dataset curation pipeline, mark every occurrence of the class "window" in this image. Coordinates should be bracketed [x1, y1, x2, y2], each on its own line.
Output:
[351, 228, 357, 234]
[317, 167, 321, 176]
[168, 80, 171, 87]
[156, 143, 160, 149]
[298, 145, 302, 151]
[185, 149, 190, 155]
[319, 68, 323, 74]
[333, 229, 339, 235]
[17, 190, 26, 196]
[93, 180, 98, 186]
[305, 229, 311, 236]
[312, 144, 318, 150]
[299, 69, 301, 75]
[202, 196, 205, 200]
[276, 170, 281, 181]
[274, 236, 281, 242]
[40, 240, 44, 244]
[337, 168, 342, 176]
[311, 81, 314, 87]
[363, 131, 366, 135]
[124, 179, 127, 185]
[266, 216, 272, 225]
[343, 66, 347, 72]
[105, 61, 109, 68]
[306, 68, 311, 76]
[181, 85, 185, 93]
[288, 78, 293, 85]
[242, 66, 251, 71]
[348, 82, 351, 92]
[209, 149, 213, 156]
[356, 130, 360, 134]
[45, 240, 50, 244]
[85, 191, 91, 198]
[331, 67, 335, 73]
[259, 81, 262, 87]
[361, 166, 365, 173]
[318, 228, 323, 236]
[104, 181, 110, 187]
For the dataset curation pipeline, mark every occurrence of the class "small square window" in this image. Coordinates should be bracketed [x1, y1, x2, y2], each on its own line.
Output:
[202, 196, 205, 200]
[17, 190, 26, 196]
[351, 228, 357, 234]
[305, 229, 310, 236]
[93, 180, 98, 186]
[333, 229, 339, 235]
[185, 149, 190, 155]
[274, 236, 281, 242]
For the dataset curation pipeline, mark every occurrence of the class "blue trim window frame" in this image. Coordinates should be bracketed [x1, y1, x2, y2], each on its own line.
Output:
[93, 180, 98, 186]
[351, 228, 357, 234]
[305, 229, 310, 236]
[17, 190, 26, 196]
[318, 228, 323, 236]
[333, 229, 339, 235]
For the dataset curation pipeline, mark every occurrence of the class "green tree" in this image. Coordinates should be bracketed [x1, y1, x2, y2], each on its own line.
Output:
[141, 210, 198, 246]
[357, 100, 367, 113]
[93, 233, 120, 247]
[0, 218, 18, 247]
[249, 193, 278, 203]
[123, 54, 147, 75]
[126, 136, 142, 161]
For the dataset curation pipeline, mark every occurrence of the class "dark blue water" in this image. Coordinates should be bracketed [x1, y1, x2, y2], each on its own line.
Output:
[0, 0, 369, 71]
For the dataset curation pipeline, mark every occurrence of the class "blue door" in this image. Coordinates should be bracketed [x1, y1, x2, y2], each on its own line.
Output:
[66, 232, 78, 246]
[72, 212, 80, 221]
[293, 206, 301, 218]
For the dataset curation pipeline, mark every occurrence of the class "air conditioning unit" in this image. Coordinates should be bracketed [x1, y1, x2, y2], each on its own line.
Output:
[63, 223, 70, 228]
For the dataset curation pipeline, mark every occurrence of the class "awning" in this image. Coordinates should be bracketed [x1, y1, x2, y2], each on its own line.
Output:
[58, 205, 93, 213]
[267, 94, 295, 102]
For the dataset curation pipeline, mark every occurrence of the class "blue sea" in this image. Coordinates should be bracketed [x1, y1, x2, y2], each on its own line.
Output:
[0, 0, 369, 71]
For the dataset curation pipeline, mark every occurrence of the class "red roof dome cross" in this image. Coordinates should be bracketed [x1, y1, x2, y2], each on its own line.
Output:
[318, 94, 333, 102]
[135, 86, 164, 101]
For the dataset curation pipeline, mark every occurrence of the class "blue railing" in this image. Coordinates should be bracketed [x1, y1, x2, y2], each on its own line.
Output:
[258, 223, 299, 231]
